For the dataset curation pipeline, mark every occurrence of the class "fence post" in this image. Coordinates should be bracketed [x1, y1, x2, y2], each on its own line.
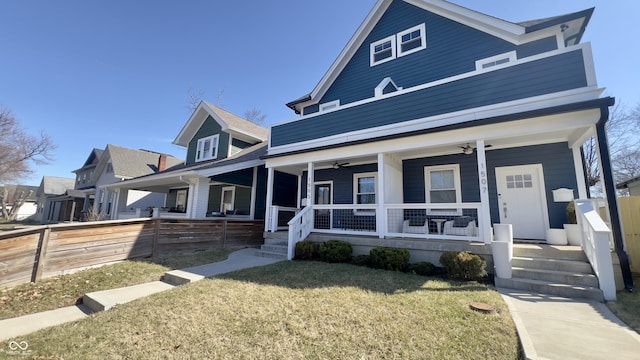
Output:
[151, 219, 161, 258]
[32, 227, 52, 282]
[223, 220, 227, 248]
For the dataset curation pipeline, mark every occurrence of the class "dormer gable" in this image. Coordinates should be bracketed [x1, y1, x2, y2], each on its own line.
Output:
[286, 0, 594, 115]
[174, 101, 268, 165]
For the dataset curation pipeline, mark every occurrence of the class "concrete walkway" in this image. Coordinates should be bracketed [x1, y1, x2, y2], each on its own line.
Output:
[0, 248, 283, 341]
[499, 287, 640, 360]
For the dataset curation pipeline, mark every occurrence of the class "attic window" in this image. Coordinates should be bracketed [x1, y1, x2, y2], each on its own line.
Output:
[475, 51, 517, 71]
[397, 24, 426, 57]
[370, 35, 396, 66]
[374, 77, 402, 97]
[196, 134, 219, 162]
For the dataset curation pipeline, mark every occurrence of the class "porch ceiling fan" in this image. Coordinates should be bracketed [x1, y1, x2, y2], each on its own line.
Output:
[332, 161, 350, 169]
[460, 143, 492, 155]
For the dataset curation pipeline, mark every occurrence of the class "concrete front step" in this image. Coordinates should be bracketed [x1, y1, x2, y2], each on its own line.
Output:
[83, 281, 175, 312]
[495, 277, 604, 302]
[511, 267, 599, 288]
[512, 256, 594, 273]
[513, 244, 587, 262]
[255, 244, 288, 260]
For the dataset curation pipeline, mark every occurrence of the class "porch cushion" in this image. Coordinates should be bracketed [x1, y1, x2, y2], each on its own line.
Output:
[453, 216, 474, 227]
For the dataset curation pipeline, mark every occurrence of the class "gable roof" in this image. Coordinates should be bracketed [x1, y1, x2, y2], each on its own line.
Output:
[37, 176, 75, 197]
[173, 101, 268, 147]
[104, 142, 267, 191]
[286, 0, 594, 113]
[73, 148, 104, 173]
[95, 144, 184, 180]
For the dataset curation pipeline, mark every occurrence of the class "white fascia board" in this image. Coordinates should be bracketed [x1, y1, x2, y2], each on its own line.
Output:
[103, 170, 197, 190]
[195, 159, 264, 178]
[309, 0, 390, 101]
[405, 0, 524, 44]
[173, 102, 211, 147]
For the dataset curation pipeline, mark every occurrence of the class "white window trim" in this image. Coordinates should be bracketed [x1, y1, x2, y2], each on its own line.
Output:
[319, 100, 340, 113]
[374, 77, 403, 97]
[475, 51, 517, 71]
[195, 134, 219, 162]
[220, 186, 236, 213]
[424, 164, 462, 215]
[353, 172, 377, 216]
[370, 35, 396, 67]
[397, 23, 426, 57]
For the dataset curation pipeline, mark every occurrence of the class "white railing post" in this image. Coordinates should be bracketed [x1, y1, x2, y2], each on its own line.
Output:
[576, 200, 616, 301]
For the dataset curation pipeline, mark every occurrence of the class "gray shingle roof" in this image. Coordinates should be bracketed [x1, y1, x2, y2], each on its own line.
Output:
[40, 176, 75, 196]
[202, 101, 269, 140]
[106, 145, 184, 178]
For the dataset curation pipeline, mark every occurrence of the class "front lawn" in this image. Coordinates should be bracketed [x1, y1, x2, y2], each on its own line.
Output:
[0, 248, 236, 320]
[20, 261, 520, 359]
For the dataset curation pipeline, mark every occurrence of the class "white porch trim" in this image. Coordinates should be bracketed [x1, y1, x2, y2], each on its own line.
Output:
[475, 140, 492, 244]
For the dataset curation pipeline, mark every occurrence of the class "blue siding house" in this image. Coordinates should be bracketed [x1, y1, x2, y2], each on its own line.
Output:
[263, 0, 631, 298]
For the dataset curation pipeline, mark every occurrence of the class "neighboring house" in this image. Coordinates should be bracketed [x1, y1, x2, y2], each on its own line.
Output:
[106, 102, 297, 220]
[0, 184, 38, 221]
[71, 147, 104, 215]
[90, 144, 184, 220]
[262, 0, 631, 291]
[617, 176, 640, 196]
[33, 176, 76, 223]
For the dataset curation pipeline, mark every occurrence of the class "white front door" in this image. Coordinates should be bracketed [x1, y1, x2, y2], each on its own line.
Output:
[221, 186, 235, 214]
[495, 164, 549, 240]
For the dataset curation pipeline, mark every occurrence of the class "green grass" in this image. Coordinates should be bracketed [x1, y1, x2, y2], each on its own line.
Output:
[18, 261, 520, 359]
[0, 248, 237, 321]
[607, 273, 640, 333]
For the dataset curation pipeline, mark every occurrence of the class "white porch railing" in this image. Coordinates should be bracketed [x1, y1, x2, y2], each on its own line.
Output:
[385, 203, 484, 242]
[287, 206, 313, 260]
[576, 200, 616, 301]
[266, 206, 300, 232]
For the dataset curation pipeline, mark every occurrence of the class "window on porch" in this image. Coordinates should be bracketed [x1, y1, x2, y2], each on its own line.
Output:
[425, 164, 461, 215]
[354, 172, 377, 216]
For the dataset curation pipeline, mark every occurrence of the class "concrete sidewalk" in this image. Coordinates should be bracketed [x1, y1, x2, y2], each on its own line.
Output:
[0, 248, 283, 341]
[499, 287, 640, 360]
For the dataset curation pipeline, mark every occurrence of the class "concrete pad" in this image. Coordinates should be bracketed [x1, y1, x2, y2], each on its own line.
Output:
[499, 288, 640, 360]
[0, 305, 92, 341]
[83, 281, 175, 312]
[164, 248, 283, 285]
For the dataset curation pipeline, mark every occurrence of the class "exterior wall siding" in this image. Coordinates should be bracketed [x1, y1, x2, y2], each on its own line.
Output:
[303, 1, 560, 116]
[273, 49, 587, 147]
[186, 116, 230, 164]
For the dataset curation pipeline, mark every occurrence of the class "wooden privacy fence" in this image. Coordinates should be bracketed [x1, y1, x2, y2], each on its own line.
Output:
[0, 218, 264, 288]
[619, 196, 640, 273]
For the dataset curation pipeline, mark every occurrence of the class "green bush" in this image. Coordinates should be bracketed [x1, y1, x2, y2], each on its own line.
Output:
[409, 261, 436, 276]
[369, 247, 410, 271]
[294, 239, 320, 260]
[319, 240, 353, 263]
[439, 251, 487, 281]
[351, 254, 370, 267]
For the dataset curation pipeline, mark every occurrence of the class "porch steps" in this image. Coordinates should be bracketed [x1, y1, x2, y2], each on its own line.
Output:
[495, 244, 604, 302]
[256, 233, 289, 259]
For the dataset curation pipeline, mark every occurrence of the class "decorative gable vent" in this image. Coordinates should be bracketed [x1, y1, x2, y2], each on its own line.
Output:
[375, 77, 403, 97]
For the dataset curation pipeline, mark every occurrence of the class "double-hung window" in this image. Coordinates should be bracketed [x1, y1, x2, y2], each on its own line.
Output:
[424, 164, 461, 215]
[354, 172, 377, 215]
[196, 135, 219, 162]
[370, 35, 396, 66]
[397, 24, 426, 57]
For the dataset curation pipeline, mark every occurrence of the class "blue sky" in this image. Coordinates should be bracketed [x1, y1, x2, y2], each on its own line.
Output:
[1, 0, 638, 186]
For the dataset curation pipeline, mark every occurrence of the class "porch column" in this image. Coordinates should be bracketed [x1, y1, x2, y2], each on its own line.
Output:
[111, 188, 121, 220]
[476, 140, 492, 244]
[188, 177, 210, 219]
[572, 146, 588, 199]
[249, 166, 258, 220]
[264, 167, 275, 232]
[377, 153, 386, 239]
[306, 162, 314, 206]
